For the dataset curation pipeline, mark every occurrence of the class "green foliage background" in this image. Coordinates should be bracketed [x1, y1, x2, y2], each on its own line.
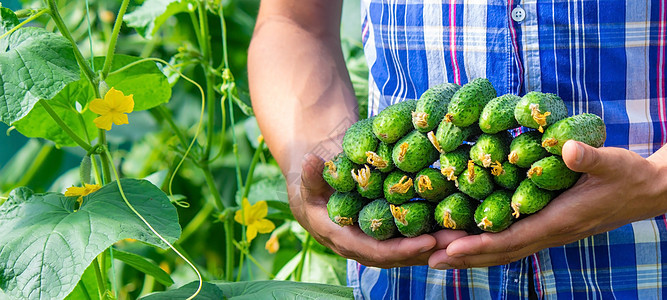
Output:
[0, 0, 368, 299]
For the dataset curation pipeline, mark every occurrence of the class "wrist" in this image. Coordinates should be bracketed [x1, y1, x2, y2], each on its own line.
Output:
[648, 145, 667, 214]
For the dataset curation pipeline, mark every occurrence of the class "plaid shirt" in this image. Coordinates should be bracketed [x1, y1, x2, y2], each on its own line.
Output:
[348, 0, 667, 298]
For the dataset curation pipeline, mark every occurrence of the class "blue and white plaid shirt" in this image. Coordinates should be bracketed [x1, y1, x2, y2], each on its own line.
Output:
[348, 0, 667, 298]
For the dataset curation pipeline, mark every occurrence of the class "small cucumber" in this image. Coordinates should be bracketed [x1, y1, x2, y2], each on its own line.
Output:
[391, 201, 434, 237]
[445, 79, 496, 127]
[358, 199, 398, 240]
[542, 113, 606, 155]
[415, 168, 456, 203]
[434, 192, 477, 231]
[413, 83, 461, 132]
[491, 161, 526, 190]
[508, 131, 549, 168]
[343, 118, 379, 164]
[469, 132, 512, 168]
[439, 144, 472, 182]
[475, 190, 514, 232]
[457, 161, 495, 200]
[432, 120, 480, 153]
[352, 165, 385, 199]
[373, 100, 417, 143]
[511, 179, 557, 218]
[323, 152, 358, 192]
[514, 92, 568, 133]
[392, 130, 439, 173]
[365, 142, 395, 173]
[528, 156, 581, 190]
[327, 191, 366, 227]
[383, 170, 416, 205]
[479, 94, 521, 134]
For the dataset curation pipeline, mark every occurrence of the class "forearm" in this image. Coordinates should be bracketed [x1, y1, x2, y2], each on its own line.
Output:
[248, 1, 358, 182]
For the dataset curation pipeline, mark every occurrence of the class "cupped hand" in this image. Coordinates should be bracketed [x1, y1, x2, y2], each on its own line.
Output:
[429, 140, 667, 270]
[291, 153, 467, 268]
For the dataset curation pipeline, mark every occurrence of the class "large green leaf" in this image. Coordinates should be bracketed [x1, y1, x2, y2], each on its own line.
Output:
[97, 55, 172, 112]
[112, 249, 174, 287]
[140, 280, 353, 300]
[0, 10, 80, 125]
[0, 179, 181, 300]
[12, 79, 97, 147]
[124, 0, 196, 39]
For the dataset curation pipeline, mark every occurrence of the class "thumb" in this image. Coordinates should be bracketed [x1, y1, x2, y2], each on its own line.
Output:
[300, 153, 333, 197]
[562, 140, 605, 174]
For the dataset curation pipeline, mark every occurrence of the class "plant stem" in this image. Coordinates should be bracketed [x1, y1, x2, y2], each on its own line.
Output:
[235, 247, 245, 282]
[201, 166, 224, 211]
[294, 233, 312, 282]
[232, 241, 275, 279]
[101, 0, 130, 79]
[217, 5, 243, 192]
[188, 11, 203, 51]
[47, 0, 97, 90]
[196, 2, 217, 162]
[241, 139, 265, 199]
[98, 130, 112, 184]
[138, 274, 155, 297]
[0, 8, 49, 40]
[155, 105, 189, 148]
[218, 4, 230, 70]
[39, 100, 92, 151]
[224, 217, 235, 282]
[93, 257, 107, 299]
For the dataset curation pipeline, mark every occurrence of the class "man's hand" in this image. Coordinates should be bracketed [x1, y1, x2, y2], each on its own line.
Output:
[293, 153, 468, 268]
[429, 140, 667, 269]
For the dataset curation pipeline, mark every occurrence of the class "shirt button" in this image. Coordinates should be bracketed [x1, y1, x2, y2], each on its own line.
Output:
[511, 7, 526, 22]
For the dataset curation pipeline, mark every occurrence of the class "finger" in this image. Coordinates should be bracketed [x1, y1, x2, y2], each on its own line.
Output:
[430, 248, 529, 270]
[562, 140, 606, 174]
[445, 214, 550, 257]
[431, 229, 469, 249]
[305, 202, 437, 267]
[300, 153, 333, 199]
[336, 228, 437, 267]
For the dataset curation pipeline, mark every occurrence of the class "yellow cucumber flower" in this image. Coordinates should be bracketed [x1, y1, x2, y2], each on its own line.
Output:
[234, 198, 275, 243]
[65, 183, 101, 203]
[89, 87, 134, 131]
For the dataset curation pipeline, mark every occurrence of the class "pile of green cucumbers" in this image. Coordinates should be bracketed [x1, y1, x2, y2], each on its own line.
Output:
[324, 78, 606, 240]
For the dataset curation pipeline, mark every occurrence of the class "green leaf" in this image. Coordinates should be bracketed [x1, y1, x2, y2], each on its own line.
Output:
[0, 22, 80, 125]
[0, 7, 20, 37]
[64, 264, 99, 300]
[0, 139, 42, 191]
[112, 249, 174, 287]
[12, 79, 97, 147]
[96, 55, 172, 111]
[236, 177, 288, 205]
[124, 0, 196, 39]
[140, 280, 353, 300]
[274, 250, 346, 285]
[0, 179, 181, 300]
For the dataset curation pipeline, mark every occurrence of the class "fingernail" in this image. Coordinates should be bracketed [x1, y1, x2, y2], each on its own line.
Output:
[574, 142, 584, 164]
[419, 245, 433, 253]
[433, 263, 452, 270]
